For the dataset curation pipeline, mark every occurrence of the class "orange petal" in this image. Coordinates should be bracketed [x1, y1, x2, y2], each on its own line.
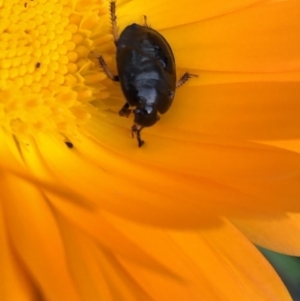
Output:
[167, 83, 300, 141]
[54, 214, 152, 301]
[260, 139, 300, 154]
[101, 214, 292, 301]
[0, 193, 38, 301]
[165, 0, 300, 73]
[0, 131, 28, 172]
[117, 0, 267, 29]
[233, 214, 300, 256]
[21, 133, 300, 228]
[46, 190, 180, 276]
[0, 172, 81, 301]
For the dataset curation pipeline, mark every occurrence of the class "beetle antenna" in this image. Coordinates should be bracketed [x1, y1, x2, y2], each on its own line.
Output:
[110, 0, 118, 45]
[143, 15, 150, 28]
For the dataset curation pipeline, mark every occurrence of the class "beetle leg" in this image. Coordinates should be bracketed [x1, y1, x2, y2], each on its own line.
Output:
[136, 130, 144, 147]
[131, 124, 144, 147]
[176, 72, 198, 88]
[119, 103, 132, 117]
[110, 0, 118, 46]
[98, 55, 119, 82]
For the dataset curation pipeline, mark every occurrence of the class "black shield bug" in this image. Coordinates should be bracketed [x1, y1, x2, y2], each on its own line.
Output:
[95, 0, 197, 147]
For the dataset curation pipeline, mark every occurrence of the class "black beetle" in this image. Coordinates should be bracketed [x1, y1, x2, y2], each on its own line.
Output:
[96, 0, 196, 147]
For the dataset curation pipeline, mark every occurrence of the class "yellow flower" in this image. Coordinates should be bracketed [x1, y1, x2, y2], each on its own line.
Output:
[1, 0, 300, 300]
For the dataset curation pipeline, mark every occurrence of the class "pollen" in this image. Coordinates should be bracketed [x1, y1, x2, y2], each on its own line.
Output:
[0, 0, 110, 140]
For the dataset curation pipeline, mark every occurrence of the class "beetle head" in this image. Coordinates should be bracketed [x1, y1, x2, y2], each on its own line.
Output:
[133, 105, 160, 127]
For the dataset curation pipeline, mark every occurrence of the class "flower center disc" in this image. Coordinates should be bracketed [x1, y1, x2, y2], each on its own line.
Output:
[0, 0, 109, 139]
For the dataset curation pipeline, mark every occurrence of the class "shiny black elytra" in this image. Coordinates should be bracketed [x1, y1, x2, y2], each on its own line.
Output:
[97, 0, 196, 147]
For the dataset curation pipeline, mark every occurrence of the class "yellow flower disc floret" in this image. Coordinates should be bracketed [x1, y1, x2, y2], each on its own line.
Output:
[0, 0, 109, 140]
